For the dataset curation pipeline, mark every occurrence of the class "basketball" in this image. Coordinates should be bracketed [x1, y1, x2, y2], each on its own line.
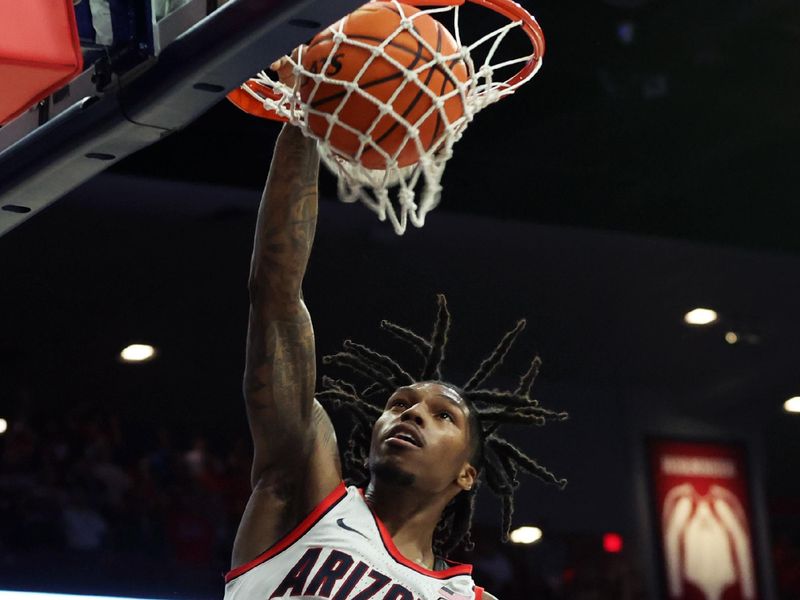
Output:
[300, 1, 469, 170]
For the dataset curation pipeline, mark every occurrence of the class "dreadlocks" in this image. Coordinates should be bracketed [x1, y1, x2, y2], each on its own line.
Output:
[317, 294, 568, 557]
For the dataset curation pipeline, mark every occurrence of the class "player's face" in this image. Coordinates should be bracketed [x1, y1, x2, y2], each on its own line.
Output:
[369, 382, 476, 494]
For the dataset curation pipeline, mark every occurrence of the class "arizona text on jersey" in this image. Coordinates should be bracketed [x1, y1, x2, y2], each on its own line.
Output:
[224, 484, 484, 600]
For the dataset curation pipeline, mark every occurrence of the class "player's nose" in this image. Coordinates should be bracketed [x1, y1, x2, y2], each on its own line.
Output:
[399, 404, 426, 427]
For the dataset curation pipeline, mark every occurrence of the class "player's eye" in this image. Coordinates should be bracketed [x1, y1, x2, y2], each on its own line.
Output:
[391, 399, 409, 409]
[439, 411, 454, 422]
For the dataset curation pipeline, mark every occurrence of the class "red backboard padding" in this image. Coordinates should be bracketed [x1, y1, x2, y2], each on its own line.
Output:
[0, 0, 83, 124]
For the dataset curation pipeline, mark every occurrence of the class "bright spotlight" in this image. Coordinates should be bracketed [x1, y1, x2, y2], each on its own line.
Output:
[120, 344, 156, 363]
[0, 419, 7, 435]
[509, 526, 543, 545]
[784, 397, 800, 414]
[684, 308, 718, 326]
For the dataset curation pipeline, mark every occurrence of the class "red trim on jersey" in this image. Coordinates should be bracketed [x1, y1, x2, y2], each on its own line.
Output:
[474, 585, 484, 600]
[224, 482, 348, 584]
[359, 489, 473, 579]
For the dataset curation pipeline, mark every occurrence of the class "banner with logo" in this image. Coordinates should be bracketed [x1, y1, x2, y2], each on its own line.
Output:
[648, 439, 759, 600]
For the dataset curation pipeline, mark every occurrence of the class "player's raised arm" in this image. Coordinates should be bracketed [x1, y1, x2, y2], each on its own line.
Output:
[244, 122, 319, 479]
[238, 119, 340, 494]
[233, 123, 341, 569]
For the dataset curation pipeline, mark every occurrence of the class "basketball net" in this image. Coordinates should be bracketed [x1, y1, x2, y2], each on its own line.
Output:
[236, 0, 544, 234]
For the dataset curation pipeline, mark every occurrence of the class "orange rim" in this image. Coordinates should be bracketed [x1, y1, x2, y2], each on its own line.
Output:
[226, 80, 289, 122]
[407, 0, 544, 87]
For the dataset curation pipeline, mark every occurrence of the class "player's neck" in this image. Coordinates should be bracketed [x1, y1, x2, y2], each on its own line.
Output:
[364, 481, 448, 570]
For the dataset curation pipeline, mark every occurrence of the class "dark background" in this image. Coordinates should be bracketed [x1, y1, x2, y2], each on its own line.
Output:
[1, 0, 800, 598]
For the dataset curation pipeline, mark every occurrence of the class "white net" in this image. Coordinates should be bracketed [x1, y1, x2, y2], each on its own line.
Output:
[241, 0, 542, 234]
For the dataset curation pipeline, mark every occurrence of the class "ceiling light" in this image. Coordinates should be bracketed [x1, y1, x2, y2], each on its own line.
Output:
[509, 526, 543, 545]
[120, 344, 156, 363]
[725, 331, 739, 344]
[784, 397, 800, 414]
[0, 419, 7, 435]
[684, 308, 718, 326]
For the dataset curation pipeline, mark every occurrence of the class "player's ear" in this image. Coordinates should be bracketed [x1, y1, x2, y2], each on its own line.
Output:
[457, 462, 477, 492]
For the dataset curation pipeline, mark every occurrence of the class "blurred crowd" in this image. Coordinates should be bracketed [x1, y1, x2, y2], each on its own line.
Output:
[0, 408, 251, 596]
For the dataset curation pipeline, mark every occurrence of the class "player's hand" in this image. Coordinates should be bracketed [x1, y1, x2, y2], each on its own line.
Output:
[270, 46, 304, 88]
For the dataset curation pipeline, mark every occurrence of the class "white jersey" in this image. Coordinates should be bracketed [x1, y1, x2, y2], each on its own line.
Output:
[224, 483, 484, 600]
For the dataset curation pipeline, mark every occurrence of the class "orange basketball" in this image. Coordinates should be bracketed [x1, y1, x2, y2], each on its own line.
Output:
[300, 1, 468, 170]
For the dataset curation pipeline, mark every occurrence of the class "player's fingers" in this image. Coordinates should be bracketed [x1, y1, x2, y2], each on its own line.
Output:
[289, 45, 304, 63]
[270, 45, 305, 71]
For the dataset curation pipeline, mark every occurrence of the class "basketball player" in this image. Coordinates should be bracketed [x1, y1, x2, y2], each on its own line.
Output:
[224, 59, 566, 600]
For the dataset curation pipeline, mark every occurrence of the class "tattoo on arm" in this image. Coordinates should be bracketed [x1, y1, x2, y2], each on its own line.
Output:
[244, 125, 321, 479]
[248, 126, 320, 313]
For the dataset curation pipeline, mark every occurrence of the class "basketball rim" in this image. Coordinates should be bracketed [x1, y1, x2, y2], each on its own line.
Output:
[227, 0, 545, 122]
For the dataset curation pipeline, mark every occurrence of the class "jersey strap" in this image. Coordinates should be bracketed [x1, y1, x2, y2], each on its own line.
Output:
[225, 481, 348, 583]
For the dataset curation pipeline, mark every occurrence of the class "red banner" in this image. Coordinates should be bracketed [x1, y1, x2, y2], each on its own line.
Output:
[649, 440, 759, 600]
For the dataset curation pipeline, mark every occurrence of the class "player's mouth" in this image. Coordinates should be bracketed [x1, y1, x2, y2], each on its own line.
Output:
[384, 423, 424, 449]
[386, 436, 421, 450]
